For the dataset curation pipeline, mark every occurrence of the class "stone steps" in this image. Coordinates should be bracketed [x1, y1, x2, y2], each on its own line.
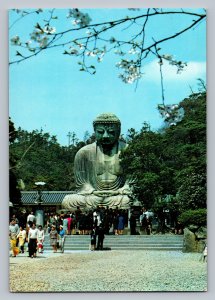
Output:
[43, 234, 183, 251]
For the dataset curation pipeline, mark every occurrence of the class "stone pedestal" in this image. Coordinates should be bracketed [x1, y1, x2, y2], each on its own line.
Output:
[35, 209, 44, 227]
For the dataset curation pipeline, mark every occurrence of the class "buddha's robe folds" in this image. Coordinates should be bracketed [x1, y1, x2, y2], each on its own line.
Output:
[62, 141, 132, 209]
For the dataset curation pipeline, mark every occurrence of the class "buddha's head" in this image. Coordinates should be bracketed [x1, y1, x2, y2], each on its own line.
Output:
[93, 113, 121, 146]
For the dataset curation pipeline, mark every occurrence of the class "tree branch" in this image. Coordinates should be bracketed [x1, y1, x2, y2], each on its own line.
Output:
[9, 141, 36, 170]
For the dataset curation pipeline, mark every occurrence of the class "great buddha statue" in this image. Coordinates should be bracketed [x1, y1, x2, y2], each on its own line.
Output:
[62, 113, 132, 210]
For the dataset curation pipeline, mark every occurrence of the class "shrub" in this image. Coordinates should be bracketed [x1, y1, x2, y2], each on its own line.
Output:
[178, 209, 207, 227]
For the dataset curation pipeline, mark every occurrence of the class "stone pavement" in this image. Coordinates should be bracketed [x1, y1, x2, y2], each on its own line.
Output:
[9, 250, 207, 292]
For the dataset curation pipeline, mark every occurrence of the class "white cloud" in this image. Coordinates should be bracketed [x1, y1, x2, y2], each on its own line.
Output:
[143, 59, 206, 82]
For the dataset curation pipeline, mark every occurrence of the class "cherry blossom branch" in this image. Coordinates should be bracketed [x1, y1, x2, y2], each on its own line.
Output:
[9, 9, 206, 65]
[9, 8, 206, 124]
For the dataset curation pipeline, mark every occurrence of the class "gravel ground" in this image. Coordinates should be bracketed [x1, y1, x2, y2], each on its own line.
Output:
[9, 250, 207, 292]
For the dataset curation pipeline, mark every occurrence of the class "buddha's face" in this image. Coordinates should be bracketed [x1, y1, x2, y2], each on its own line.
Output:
[94, 123, 120, 145]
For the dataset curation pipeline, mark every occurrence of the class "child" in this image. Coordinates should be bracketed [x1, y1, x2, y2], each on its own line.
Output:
[59, 225, 66, 253]
[17, 226, 27, 253]
[37, 225, 44, 254]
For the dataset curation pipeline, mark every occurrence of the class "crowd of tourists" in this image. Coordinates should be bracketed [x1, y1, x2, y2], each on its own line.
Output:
[45, 206, 129, 236]
[9, 206, 133, 257]
[9, 213, 45, 258]
[9, 206, 184, 257]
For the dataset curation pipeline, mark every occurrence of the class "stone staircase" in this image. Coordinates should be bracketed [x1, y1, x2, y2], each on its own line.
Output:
[43, 234, 184, 251]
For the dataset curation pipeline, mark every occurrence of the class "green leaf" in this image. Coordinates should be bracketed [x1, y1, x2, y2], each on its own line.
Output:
[35, 22, 43, 31]
[16, 51, 23, 57]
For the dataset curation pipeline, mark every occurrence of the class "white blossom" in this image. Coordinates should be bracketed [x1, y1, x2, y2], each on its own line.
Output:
[86, 30, 93, 36]
[69, 48, 79, 55]
[43, 26, 56, 34]
[80, 13, 92, 27]
[30, 29, 43, 41]
[11, 35, 21, 45]
[26, 40, 32, 45]
[77, 43, 84, 50]
[39, 36, 49, 48]
[86, 51, 96, 57]
[67, 9, 92, 27]
[128, 47, 139, 54]
[100, 51, 105, 58]
[116, 59, 129, 69]
[72, 19, 80, 26]
[114, 49, 126, 56]
[116, 59, 142, 84]
[158, 103, 184, 125]
[162, 54, 173, 60]
[71, 9, 82, 19]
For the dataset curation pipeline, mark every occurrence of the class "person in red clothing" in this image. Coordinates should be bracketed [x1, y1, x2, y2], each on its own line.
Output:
[67, 214, 73, 235]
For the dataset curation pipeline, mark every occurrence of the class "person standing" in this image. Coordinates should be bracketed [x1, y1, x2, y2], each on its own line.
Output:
[37, 225, 45, 253]
[27, 211, 36, 227]
[90, 227, 97, 251]
[117, 213, 125, 235]
[129, 211, 137, 235]
[103, 211, 111, 235]
[174, 221, 183, 235]
[67, 214, 73, 235]
[63, 215, 68, 235]
[9, 218, 20, 257]
[75, 206, 82, 232]
[59, 225, 66, 253]
[49, 225, 58, 253]
[28, 223, 38, 258]
[96, 224, 105, 250]
[113, 213, 119, 235]
[146, 218, 152, 235]
[93, 209, 101, 227]
[12, 214, 19, 225]
[17, 226, 27, 253]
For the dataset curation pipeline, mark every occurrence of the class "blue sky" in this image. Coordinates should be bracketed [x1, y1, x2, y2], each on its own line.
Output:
[9, 8, 206, 146]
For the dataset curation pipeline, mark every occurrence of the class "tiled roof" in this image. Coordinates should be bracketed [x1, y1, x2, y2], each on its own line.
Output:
[21, 191, 75, 205]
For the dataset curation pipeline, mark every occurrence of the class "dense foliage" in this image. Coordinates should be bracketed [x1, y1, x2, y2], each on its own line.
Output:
[9, 118, 21, 205]
[9, 128, 88, 192]
[121, 91, 206, 213]
[178, 209, 207, 227]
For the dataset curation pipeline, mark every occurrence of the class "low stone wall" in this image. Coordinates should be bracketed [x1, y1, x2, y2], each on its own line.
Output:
[183, 226, 207, 253]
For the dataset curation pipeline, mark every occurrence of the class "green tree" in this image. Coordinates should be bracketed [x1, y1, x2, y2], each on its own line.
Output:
[9, 127, 80, 191]
[121, 90, 206, 212]
[164, 91, 206, 210]
[9, 118, 21, 205]
[121, 128, 173, 208]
